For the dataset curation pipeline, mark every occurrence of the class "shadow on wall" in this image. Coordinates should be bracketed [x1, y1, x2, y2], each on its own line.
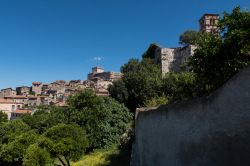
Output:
[131, 65, 250, 166]
[179, 130, 250, 166]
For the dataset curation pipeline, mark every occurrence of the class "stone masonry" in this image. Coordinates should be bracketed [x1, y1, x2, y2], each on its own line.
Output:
[154, 45, 197, 74]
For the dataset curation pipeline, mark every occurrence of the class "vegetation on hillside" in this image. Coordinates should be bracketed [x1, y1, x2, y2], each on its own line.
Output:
[0, 6, 249, 166]
[0, 90, 133, 166]
[179, 30, 200, 46]
[189, 6, 250, 94]
[109, 6, 250, 110]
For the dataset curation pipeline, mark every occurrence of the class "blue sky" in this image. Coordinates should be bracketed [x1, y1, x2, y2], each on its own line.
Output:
[0, 0, 249, 89]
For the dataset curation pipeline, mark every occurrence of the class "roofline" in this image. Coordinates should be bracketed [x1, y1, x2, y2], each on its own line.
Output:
[199, 13, 219, 22]
[1, 88, 13, 90]
[0, 102, 24, 104]
[16, 86, 30, 88]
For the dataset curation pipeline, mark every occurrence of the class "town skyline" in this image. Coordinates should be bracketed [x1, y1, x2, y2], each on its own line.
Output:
[0, 0, 249, 89]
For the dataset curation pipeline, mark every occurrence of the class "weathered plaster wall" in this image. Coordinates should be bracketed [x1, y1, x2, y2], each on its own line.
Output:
[131, 66, 250, 166]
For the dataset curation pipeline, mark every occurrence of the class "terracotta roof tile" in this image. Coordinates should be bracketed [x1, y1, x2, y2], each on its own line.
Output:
[0, 98, 14, 104]
[12, 109, 33, 114]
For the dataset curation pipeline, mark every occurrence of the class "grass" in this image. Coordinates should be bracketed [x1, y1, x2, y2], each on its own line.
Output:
[72, 145, 131, 166]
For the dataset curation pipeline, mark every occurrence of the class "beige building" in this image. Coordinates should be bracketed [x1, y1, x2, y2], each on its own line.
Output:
[16, 86, 31, 96]
[10, 109, 33, 120]
[0, 98, 23, 119]
[199, 14, 219, 34]
[87, 67, 122, 96]
[3, 95, 50, 107]
[88, 67, 122, 81]
[4, 96, 28, 105]
[49, 80, 66, 94]
[0, 88, 17, 97]
[32, 82, 43, 95]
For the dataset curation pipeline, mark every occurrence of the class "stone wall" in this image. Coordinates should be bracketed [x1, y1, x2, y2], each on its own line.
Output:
[131, 66, 250, 166]
[154, 45, 196, 74]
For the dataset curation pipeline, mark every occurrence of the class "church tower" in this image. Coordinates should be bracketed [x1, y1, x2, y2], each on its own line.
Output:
[199, 14, 219, 34]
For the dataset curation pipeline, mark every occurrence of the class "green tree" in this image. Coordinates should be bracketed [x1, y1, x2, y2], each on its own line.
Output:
[188, 7, 250, 94]
[108, 79, 128, 104]
[67, 90, 102, 110]
[0, 120, 30, 145]
[22, 107, 66, 134]
[0, 111, 7, 123]
[0, 130, 39, 165]
[142, 43, 159, 59]
[120, 58, 163, 110]
[42, 124, 88, 166]
[67, 90, 133, 149]
[162, 72, 198, 101]
[23, 144, 52, 166]
[179, 30, 200, 46]
[144, 95, 168, 107]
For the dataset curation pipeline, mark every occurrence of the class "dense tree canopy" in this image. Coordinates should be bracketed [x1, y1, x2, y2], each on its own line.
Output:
[109, 58, 163, 110]
[42, 124, 88, 166]
[23, 144, 52, 166]
[162, 72, 198, 101]
[0, 112, 7, 123]
[0, 120, 30, 145]
[108, 79, 128, 104]
[0, 131, 39, 164]
[22, 106, 66, 134]
[142, 43, 159, 59]
[0, 89, 132, 165]
[189, 7, 250, 94]
[179, 30, 200, 46]
[0, 6, 248, 166]
[67, 90, 133, 149]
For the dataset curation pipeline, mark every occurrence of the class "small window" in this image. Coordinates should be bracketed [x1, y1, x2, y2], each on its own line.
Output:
[210, 19, 216, 25]
[12, 105, 15, 111]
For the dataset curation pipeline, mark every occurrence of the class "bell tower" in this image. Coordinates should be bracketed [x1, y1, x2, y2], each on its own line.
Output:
[199, 14, 219, 34]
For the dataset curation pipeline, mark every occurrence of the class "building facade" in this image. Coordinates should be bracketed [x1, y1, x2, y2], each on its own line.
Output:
[0, 88, 17, 97]
[154, 45, 197, 75]
[199, 14, 219, 34]
[32, 82, 43, 95]
[88, 67, 122, 81]
[16, 86, 31, 96]
[0, 98, 23, 119]
[10, 109, 33, 120]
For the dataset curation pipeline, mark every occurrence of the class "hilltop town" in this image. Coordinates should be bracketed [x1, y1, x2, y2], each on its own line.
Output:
[0, 4, 249, 166]
[0, 66, 122, 119]
[0, 12, 222, 121]
[0, 13, 220, 120]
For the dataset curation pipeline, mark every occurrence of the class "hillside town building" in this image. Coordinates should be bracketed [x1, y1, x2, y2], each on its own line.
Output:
[0, 66, 121, 115]
[32, 82, 43, 95]
[16, 86, 31, 96]
[88, 66, 122, 81]
[0, 98, 23, 119]
[0, 88, 16, 98]
[10, 109, 33, 120]
[87, 67, 122, 96]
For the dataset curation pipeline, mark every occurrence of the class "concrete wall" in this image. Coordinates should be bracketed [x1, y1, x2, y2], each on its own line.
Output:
[131, 66, 250, 166]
